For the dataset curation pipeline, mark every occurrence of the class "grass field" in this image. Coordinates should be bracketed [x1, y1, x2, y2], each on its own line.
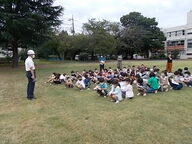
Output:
[0, 60, 192, 144]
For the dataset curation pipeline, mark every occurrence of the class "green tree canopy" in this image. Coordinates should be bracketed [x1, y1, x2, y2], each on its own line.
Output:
[120, 12, 165, 58]
[0, 0, 63, 67]
[83, 19, 119, 59]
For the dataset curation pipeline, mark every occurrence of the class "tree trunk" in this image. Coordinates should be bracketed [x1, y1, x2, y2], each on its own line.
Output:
[12, 40, 19, 68]
[130, 51, 134, 59]
[91, 51, 94, 60]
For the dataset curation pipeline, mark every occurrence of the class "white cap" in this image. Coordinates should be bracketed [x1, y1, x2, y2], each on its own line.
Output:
[27, 50, 35, 55]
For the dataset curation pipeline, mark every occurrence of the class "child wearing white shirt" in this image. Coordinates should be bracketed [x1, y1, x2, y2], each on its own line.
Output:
[75, 76, 85, 90]
[124, 78, 134, 99]
[109, 79, 122, 103]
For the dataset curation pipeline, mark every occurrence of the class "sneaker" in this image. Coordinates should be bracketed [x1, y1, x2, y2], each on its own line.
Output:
[189, 85, 192, 88]
[154, 90, 158, 94]
[137, 93, 141, 96]
[115, 101, 119, 104]
[165, 89, 169, 92]
[143, 93, 146, 96]
[104, 96, 106, 98]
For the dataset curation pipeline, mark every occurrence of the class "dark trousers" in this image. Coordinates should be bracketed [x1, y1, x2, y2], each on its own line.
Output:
[170, 83, 183, 90]
[26, 71, 36, 99]
[100, 64, 104, 72]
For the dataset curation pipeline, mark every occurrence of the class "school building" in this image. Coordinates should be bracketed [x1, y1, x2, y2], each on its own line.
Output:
[162, 10, 192, 59]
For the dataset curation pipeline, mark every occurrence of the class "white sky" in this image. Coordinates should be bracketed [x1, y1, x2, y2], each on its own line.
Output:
[54, 0, 192, 33]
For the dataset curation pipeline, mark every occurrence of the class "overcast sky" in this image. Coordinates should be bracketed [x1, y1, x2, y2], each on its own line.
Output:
[54, 0, 192, 33]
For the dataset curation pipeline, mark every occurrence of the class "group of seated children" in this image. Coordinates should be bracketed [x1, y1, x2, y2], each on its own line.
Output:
[47, 65, 192, 103]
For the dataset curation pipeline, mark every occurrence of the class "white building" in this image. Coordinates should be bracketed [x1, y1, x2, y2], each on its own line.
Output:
[163, 10, 192, 59]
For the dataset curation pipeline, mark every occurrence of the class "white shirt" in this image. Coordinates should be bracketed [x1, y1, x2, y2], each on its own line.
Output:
[59, 74, 65, 80]
[125, 84, 134, 98]
[75, 80, 85, 88]
[119, 81, 127, 92]
[25, 56, 35, 71]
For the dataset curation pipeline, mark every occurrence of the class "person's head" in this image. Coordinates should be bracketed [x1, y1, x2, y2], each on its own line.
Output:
[185, 71, 191, 76]
[83, 74, 88, 79]
[164, 71, 168, 76]
[27, 50, 35, 58]
[149, 72, 156, 78]
[98, 77, 105, 83]
[137, 77, 143, 84]
[184, 67, 188, 71]
[168, 53, 172, 58]
[125, 78, 131, 84]
[112, 79, 119, 87]
[78, 76, 82, 81]
[135, 74, 141, 79]
[174, 71, 179, 76]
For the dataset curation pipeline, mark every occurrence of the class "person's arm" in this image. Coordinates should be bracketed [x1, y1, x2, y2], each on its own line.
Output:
[30, 67, 35, 80]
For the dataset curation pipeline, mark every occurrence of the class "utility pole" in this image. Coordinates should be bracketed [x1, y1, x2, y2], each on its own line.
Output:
[71, 15, 75, 35]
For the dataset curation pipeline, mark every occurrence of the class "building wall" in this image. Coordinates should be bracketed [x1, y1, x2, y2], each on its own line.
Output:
[162, 11, 192, 59]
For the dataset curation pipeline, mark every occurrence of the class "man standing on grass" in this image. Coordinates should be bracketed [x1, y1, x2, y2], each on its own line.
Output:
[25, 50, 36, 100]
[99, 55, 106, 72]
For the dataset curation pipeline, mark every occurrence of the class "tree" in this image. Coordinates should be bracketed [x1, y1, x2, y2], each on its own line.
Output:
[0, 0, 63, 67]
[120, 12, 165, 58]
[83, 19, 118, 59]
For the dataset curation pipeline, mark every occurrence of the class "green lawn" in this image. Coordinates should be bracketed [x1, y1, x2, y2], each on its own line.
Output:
[0, 60, 192, 144]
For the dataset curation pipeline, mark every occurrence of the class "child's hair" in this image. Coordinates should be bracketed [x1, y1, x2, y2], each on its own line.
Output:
[112, 79, 120, 87]
[98, 77, 105, 83]
[163, 71, 168, 76]
[178, 68, 183, 73]
[185, 71, 191, 75]
[78, 76, 82, 80]
[135, 74, 141, 79]
[137, 77, 143, 84]
[174, 71, 179, 75]
[149, 72, 155, 78]
[177, 68, 183, 76]
[83, 74, 88, 79]
[184, 67, 188, 71]
[125, 78, 133, 85]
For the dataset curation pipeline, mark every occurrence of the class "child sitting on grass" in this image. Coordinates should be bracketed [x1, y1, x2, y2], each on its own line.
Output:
[168, 73, 183, 90]
[136, 74, 146, 96]
[159, 71, 169, 92]
[124, 78, 134, 99]
[147, 72, 159, 93]
[75, 76, 86, 91]
[65, 76, 74, 88]
[47, 73, 56, 85]
[59, 73, 66, 84]
[94, 77, 108, 97]
[109, 79, 122, 103]
[183, 71, 192, 87]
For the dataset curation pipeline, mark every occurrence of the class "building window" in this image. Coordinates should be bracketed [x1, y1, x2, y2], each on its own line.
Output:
[182, 30, 185, 35]
[167, 40, 184, 46]
[188, 39, 192, 49]
[167, 32, 171, 37]
[177, 30, 182, 36]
